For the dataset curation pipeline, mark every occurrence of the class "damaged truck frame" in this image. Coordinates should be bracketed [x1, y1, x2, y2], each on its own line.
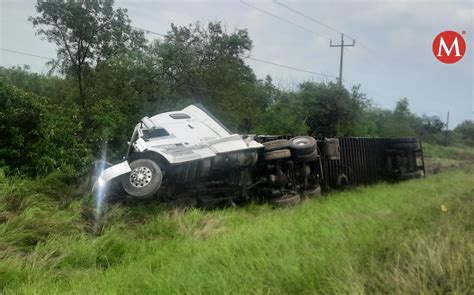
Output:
[93, 104, 426, 207]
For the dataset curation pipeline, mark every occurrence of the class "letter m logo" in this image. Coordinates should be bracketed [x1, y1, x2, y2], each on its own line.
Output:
[437, 36, 461, 57]
[432, 31, 467, 64]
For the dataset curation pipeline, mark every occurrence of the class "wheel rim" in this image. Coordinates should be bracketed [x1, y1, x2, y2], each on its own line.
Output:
[129, 166, 153, 188]
[293, 138, 309, 146]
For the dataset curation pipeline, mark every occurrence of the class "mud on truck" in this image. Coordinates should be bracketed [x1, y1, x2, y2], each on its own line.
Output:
[93, 104, 425, 207]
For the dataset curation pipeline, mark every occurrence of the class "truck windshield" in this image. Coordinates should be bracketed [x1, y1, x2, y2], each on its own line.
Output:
[142, 128, 170, 140]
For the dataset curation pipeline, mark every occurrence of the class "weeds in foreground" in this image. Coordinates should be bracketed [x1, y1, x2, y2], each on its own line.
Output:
[0, 168, 473, 294]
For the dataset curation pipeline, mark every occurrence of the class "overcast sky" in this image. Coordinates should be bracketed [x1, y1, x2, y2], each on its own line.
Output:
[1, 0, 473, 127]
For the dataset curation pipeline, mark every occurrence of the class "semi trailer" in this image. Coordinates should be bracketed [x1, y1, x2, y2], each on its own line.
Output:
[93, 104, 425, 207]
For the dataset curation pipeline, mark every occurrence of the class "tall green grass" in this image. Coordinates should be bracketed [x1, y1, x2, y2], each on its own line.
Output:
[423, 143, 474, 160]
[422, 143, 474, 175]
[1, 168, 473, 294]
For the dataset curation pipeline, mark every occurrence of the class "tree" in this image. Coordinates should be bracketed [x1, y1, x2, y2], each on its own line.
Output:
[349, 85, 376, 136]
[454, 120, 474, 144]
[253, 77, 308, 135]
[393, 98, 411, 118]
[0, 66, 73, 104]
[29, 0, 146, 110]
[368, 98, 416, 137]
[296, 82, 365, 136]
[418, 115, 445, 134]
[136, 22, 266, 132]
[409, 114, 445, 143]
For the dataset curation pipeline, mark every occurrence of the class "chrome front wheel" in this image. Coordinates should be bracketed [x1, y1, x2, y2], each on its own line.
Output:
[121, 158, 163, 199]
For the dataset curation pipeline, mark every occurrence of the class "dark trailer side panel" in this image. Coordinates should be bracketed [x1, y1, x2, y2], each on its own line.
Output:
[255, 135, 425, 189]
[319, 137, 391, 188]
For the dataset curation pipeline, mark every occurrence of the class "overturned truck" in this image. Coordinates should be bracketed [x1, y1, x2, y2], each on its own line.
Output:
[93, 104, 425, 207]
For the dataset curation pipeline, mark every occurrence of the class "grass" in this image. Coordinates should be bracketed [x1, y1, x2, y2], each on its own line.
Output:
[1, 164, 473, 294]
[423, 143, 474, 160]
[422, 143, 474, 175]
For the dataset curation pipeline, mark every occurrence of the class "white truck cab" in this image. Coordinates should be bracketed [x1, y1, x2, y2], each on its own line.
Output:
[129, 104, 262, 163]
[95, 104, 263, 199]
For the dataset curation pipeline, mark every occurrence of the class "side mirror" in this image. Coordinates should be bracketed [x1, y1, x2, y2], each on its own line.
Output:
[141, 116, 155, 129]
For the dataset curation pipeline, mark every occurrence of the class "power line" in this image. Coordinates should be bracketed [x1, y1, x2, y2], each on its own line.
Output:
[0, 48, 54, 60]
[0, 48, 389, 108]
[130, 24, 334, 79]
[273, 1, 385, 61]
[243, 56, 336, 79]
[129, 23, 337, 80]
[240, 0, 329, 41]
[0, 48, 255, 99]
[273, 0, 355, 41]
[24, 20, 416, 102]
[0, 47, 336, 80]
[130, 25, 167, 37]
[2, 19, 338, 80]
[179, 83, 257, 99]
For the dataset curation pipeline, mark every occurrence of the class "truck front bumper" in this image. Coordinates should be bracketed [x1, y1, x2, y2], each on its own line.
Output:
[92, 161, 131, 193]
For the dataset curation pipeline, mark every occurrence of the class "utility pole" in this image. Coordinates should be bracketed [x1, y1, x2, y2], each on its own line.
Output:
[330, 33, 355, 86]
[445, 111, 450, 146]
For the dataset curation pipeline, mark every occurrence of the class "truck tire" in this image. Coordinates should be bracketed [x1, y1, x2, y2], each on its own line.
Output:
[264, 149, 291, 161]
[289, 136, 317, 155]
[121, 158, 163, 199]
[292, 150, 318, 163]
[303, 185, 321, 198]
[263, 139, 289, 152]
[270, 192, 301, 208]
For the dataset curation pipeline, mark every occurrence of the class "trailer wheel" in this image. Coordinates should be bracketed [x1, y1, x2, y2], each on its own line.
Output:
[263, 139, 289, 151]
[289, 136, 317, 155]
[270, 192, 301, 208]
[292, 150, 318, 163]
[336, 173, 349, 189]
[121, 158, 163, 199]
[264, 149, 291, 161]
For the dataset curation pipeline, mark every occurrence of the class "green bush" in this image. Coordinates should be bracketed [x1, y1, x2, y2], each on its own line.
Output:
[0, 79, 92, 176]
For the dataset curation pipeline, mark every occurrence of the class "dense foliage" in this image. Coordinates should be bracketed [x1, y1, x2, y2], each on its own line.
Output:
[0, 79, 91, 175]
[0, 0, 472, 176]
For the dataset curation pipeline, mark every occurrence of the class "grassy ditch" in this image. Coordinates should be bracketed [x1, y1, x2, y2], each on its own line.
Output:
[1, 165, 473, 294]
[423, 143, 474, 175]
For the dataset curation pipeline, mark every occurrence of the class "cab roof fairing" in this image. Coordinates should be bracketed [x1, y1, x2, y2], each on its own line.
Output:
[143, 104, 231, 139]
